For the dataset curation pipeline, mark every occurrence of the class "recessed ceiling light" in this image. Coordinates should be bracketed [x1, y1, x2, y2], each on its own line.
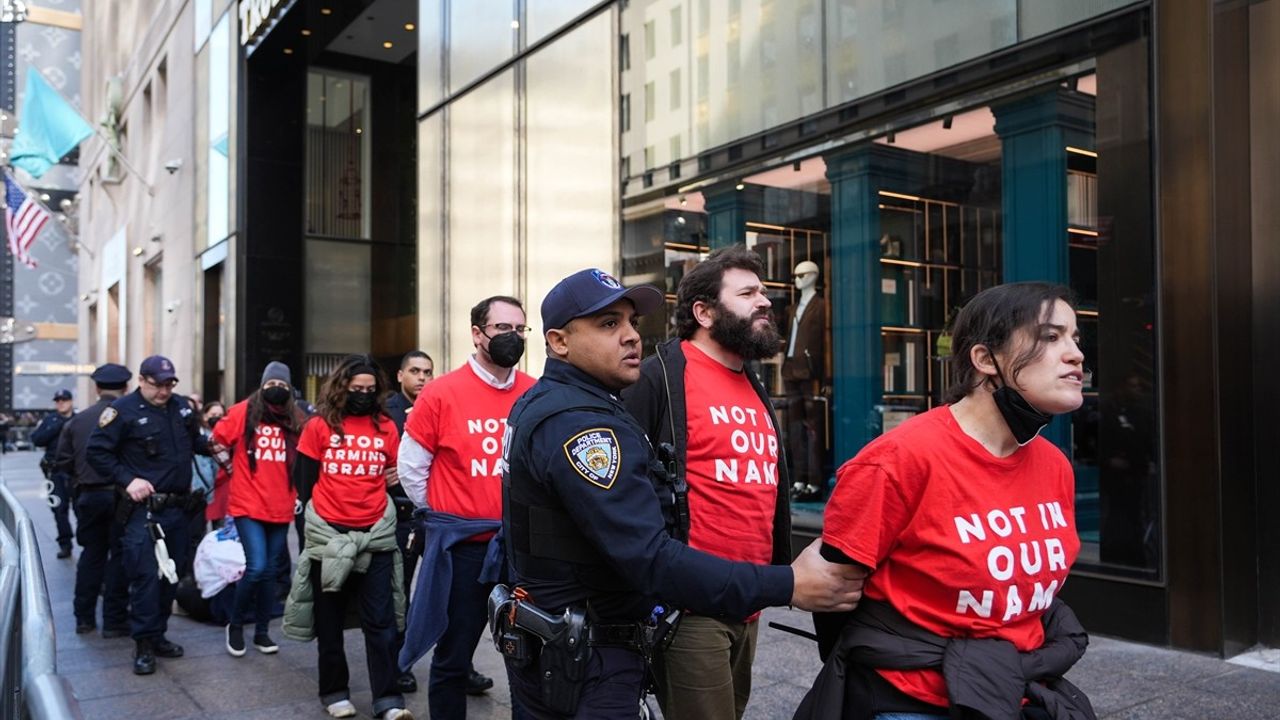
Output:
[735, 183, 745, 191]
[355, 128, 363, 134]
[320, 7, 332, 15]
[301, 29, 311, 36]
[283, 47, 294, 54]
[383, 41, 393, 48]
[404, 23, 415, 31]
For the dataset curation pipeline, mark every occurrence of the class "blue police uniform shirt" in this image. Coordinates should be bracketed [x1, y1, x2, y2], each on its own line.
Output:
[86, 388, 208, 494]
[504, 358, 792, 622]
[31, 411, 74, 461]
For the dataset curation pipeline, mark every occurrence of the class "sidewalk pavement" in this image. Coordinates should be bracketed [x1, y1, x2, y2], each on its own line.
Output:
[2, 449, 1277, 719]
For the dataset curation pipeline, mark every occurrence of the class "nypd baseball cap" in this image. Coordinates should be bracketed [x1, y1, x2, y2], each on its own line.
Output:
[52, 389, 72, 401]
[541, 269, 664, 332]
[139, 355, 178, 383]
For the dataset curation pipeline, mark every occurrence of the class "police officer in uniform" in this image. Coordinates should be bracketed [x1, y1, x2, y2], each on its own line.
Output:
[87, 355, 216, 675]
[55, 364, 133, 636]
[497, 269, 865, 719]
[32, 388, 76, 557]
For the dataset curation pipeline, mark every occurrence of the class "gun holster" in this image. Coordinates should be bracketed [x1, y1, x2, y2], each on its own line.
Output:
[487, 584, 588, 715]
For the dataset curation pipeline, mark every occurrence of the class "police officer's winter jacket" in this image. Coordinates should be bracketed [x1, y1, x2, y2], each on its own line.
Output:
[503, 358, 793, 624]
[621, 338, 793, 565]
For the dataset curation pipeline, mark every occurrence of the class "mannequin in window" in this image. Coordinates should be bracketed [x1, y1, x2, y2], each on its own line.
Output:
[782, 261, 828, 499]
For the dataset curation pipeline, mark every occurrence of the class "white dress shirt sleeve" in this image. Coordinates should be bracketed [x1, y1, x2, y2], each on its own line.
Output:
[398, 432, 435, 508]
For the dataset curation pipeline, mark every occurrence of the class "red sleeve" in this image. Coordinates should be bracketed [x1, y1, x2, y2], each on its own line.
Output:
[211, 401, 242, 448]
[821, 439, 919, 570]
[297, 416, 326, 460]
[404, 383, 440, 451]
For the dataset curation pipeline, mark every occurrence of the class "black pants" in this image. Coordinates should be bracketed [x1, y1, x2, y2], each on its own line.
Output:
[49, 472, 74, 548]
[121, 504, 189, 640]
[311, 553, 405, 716]
[428, 541, 492, 720]
[507, 646, 646, 719]
[72, 488, 128, 628]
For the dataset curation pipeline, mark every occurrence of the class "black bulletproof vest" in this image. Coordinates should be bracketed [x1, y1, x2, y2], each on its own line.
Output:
[503, 378, 681, 608]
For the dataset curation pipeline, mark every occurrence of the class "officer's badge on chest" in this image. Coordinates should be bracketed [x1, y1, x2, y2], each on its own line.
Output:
[564, 428, 621, 490]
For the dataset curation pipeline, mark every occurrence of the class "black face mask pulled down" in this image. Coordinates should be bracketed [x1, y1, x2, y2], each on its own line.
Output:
[990, 358, 1053, 446]
[346, 391, 377, 416]
[487, 331, 526, 369]
[262, 386, 291, 407]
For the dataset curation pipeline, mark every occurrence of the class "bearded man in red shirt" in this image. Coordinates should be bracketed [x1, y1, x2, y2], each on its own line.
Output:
[623, 246, 863, 720]
[399, 295, 537, 720]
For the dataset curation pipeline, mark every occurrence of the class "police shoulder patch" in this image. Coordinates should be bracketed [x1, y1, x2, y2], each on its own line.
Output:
[563, 428, 622, 489]
[98, 407, 117, 428]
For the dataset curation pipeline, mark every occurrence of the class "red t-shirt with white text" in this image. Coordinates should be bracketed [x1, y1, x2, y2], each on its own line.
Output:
[298, 414, 399, 527]
[211, 399, 297, 523]
[404, 364, 535, 524]
[682, 341, 778, 568]
[822, 406, 1079, 708]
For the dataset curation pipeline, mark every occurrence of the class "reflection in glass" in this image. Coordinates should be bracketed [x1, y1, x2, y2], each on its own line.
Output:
[305, 70, 370, 240]
[449, 0, 516, 93]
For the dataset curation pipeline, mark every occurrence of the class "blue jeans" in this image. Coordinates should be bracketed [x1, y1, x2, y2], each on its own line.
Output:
[428, 541, 492, 720]
[231, 517, 289, 634]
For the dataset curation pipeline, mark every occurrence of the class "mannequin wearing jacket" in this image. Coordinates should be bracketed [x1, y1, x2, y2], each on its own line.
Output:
[782, 261, 827, 497]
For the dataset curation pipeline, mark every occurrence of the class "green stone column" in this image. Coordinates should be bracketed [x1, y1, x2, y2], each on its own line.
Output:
[703, 182, 764, 250]
[992, 88, 1095, 451]
[824, 145, 921, 462]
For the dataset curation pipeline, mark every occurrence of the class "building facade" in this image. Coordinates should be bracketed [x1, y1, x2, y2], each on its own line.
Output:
[74, 0, 1280, 655]
[409, 0, 1280, 656]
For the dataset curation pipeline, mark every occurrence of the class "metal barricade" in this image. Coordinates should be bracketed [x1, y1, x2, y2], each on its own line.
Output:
[0, 480, 83, 718]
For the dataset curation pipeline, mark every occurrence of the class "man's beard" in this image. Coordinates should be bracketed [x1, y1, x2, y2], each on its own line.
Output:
[709, 302, 784, 360]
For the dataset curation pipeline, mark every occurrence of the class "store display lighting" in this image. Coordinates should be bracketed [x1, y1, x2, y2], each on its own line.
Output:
[283, 47, 294, 54]
[301, 29, 311, 36]
[383, 41, 393, 48]
[320, 7, 332, 15]
[735, 183, 745, 191]
[405, 23, 415, 31]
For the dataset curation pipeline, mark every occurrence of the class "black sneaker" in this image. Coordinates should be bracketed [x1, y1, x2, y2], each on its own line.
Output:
[253, 632, 278, 654]
[152, 636, 184, 658]
[75, 620, 95, 634]
[395, 671, 418, 693]
[226, 625, 246, 657]
[133, 641, 156, 675]
[465, 669, 494, 695]
[57, 544, 72, 559]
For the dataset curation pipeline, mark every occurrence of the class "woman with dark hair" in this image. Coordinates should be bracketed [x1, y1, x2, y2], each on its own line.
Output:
[211, 363, 306, 658]
[283, 354, 410, 720]
[798, 282, 1095, 720]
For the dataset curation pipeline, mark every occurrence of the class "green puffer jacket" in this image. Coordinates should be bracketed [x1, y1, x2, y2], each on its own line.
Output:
[282, 500, 406, 642]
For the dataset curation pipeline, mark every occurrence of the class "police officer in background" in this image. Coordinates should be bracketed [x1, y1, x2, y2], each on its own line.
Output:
[32, 388, 76, 558]
[87, 355, 217, 675]
[497, 269, 866, 719]
[55, 364, 133, 637]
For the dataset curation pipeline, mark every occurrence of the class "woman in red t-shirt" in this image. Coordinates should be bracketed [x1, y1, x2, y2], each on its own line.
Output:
[293, 355, 406, 720]
[211, 362, 306, 659]
[815, 282, 1091, 719]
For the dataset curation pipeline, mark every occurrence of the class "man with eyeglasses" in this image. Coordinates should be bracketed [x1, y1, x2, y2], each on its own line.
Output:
[87, 355, 219, 676]
[398, 295, 536, 720]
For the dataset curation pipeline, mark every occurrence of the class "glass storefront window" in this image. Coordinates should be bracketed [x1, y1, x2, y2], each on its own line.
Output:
[620, 39, 1159, 580]
[205, 10, 234, 247]
[305, 70, 371, 240]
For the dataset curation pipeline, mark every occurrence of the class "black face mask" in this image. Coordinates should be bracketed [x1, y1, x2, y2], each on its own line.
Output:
[487, 331, 526, 369]
[346, 391, 377, 416]
[262, 386, 291, 407]
[990, 358, 1053, 446]
[207, 417, 222, 430]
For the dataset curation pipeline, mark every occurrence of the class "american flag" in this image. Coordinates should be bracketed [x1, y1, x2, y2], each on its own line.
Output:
[4, 171, 49, 269]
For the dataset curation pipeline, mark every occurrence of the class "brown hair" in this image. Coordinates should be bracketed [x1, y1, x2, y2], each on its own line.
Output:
[674, 245, 767, 339]
[944, 282, 1077, 403]
[316, 354, 392, 437]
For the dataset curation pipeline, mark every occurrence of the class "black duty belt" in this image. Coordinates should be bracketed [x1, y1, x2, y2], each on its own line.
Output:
[78, 484, 114, 492]
[586, 622, 645, 648]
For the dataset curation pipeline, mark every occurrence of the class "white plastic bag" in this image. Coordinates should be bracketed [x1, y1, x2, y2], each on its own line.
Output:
[193, 527, 245, 598]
